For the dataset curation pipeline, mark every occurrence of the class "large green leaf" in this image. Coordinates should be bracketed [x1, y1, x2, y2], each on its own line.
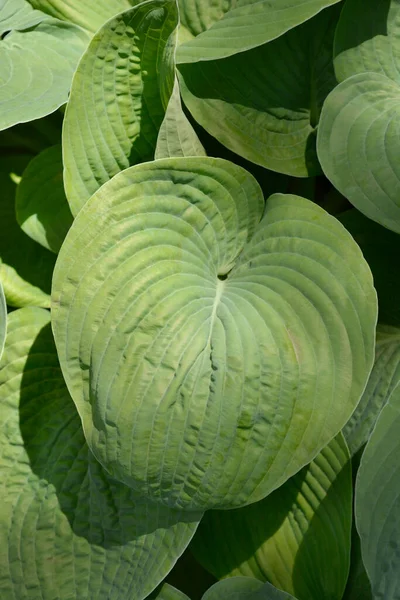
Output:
[203, 579, 297, 600]
[29, 0, 131, 32]
[356, 382, 400, 599]
[179, 6, 339, 176]
[0, 155, 56, 307]
[63, 0, 178, 216]
[0, 307, 201, 600]
[155, 78, 206, 159]
[334, 0, 400, 84]
[0, 0, 88, 131]
[0, 278, 5, 360]
[16, 145, 73, 253]
[176, 0, 342, 63]
[52, 156, 376, 512]
[317, 72, 400, 233]
[339, 210, 400, 327]
[343, 325, 400, 457]
[191, 434, 352, 600]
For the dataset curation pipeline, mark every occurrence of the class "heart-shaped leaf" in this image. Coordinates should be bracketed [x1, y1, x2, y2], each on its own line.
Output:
[155, 78, 206, 159]
[0, 155, 56, 307]
[343, 325, 400, 458]
[317, 72, 400, 233]
[63, 0, 178, 216]
[0, 0, 88, 131]
[334, 0, 400, 84]
[191, 434, 352, 600]
[176, 0, 342, 63]
[29, 0, 132, 32]
[16, 145, 73, 253]
[0, 307, 201, 600]
[356, 382, 400, 599]
[52, 156, 377, 512]
[178, 6, 339, 176]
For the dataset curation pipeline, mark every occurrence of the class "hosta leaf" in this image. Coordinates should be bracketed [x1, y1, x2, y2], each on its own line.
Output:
[177, 0, 233, 37]
[176, 0, 342, 63]
[63, 0, 178, 216]
[334, 0, 400, 84]
[356, 382, 400, 599]
[0, 307, 201, 600]
[343, 325, 400, 457]
[179, 6, 339, 176]
[29, 0, 132, 32]
[203, 578, 297, 600]
[0, 0, 88, 131]
[150, 583, 191, 599]
[317, 72, 400, 233]
[0, 155, 56, 307]
[340, 210, 400, 327]
[191, 434, 352, 600]
[0, 279, 5, 360]
[16, 145, 72, 253]
[52, 157, 376, 512]
[155, 78, 206, 159]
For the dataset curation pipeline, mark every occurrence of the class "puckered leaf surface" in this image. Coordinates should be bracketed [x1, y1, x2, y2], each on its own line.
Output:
[0, 307, 201, 600]
[176, 0, 342, 63]
[191, 434, 352, 600]
[179, 6, 339, 176]
[63, 0, 178, 216]
[0, 0, 88, 131]
[356, 382, 400, 599]
[52, 157, 377, 512]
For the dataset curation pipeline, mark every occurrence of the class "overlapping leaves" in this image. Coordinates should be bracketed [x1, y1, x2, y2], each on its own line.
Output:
[179, 6, 340, 176]
[191, 434, 352, 600]
[0, 307, 201, 599]
[63, 0, 178, 215]
[176, 0, 342, 62]
[0, 0, 88, 131]
[52, 156, 376, 512]
[318, 0, 400, 233]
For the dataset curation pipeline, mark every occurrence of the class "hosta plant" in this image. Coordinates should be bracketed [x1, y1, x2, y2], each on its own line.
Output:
[0, 0, 399, 599]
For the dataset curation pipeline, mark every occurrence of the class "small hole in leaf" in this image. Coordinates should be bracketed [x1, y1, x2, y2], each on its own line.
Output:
[218, 273, 229, 281]
[1, 30, 10, 40]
